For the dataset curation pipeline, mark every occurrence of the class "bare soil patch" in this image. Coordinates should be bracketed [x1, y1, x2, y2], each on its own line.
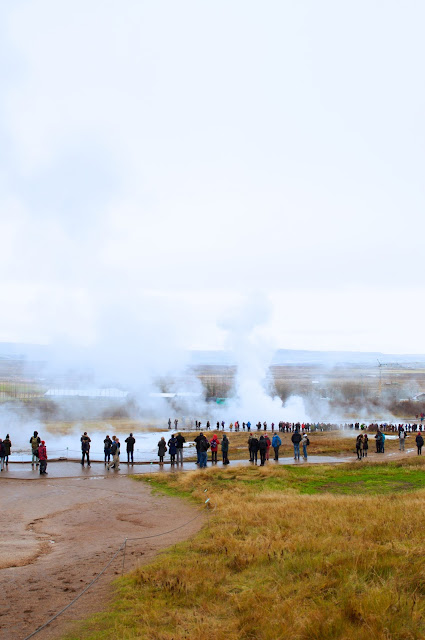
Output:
[0, 475, 202, 640]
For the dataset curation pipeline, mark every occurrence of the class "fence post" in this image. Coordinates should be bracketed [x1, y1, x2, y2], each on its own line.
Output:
[121, 538, 127, 575]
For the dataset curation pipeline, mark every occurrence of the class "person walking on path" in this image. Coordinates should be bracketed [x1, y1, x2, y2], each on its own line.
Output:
[158, 437, 167, 463]
[81, 432, 91, 467]
[258, 436, 267, 466]
[30, 431, 41, 469]
[38, 441, 48, 475]
[272, 433, 281, 460]
[3, 434, 11, 466]
[221, 434, 229, 465]
[356, 434, 363, 460]
[416, 432, 424, 455]
[291, 429, 302, 460]
[302, 433, 309, 460]
[175, 432, 186, 464]
[399, 428, 406, 452]
[168, 435, 178, 464]
[210, 434, 219, 463]
[0, 439, 5, 472]
[362, 434, 368, 458]
[125, 433, 136, 463]
[104, 435, 112, 465]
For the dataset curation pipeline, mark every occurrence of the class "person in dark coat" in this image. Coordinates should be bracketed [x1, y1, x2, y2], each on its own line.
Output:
[291, 429, 302, 460]
[258, 436, 267, 466]
[416, 432, 424, 455]
[0, 439, 5, 472]
[125, 433, 136, 463]
[221, 434, 229, 464]
[175, 433, 186, 464]
[198, 434, 210, 468]
[168, 435, 178, 464]
[80, 432, 91, 467]
[104, 435, 112, 465]
[3, 434, 11, 466]
[250, 436, 259, 464]
[158, 437, 167, 463]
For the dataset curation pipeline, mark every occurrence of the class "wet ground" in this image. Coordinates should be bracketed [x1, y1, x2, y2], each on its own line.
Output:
[1, 454, 351, 479]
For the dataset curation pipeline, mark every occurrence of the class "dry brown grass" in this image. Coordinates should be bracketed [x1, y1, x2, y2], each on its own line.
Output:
[65, 460, 425, 640]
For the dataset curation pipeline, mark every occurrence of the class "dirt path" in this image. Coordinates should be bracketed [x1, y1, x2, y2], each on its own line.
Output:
[0, 475, 203, 640]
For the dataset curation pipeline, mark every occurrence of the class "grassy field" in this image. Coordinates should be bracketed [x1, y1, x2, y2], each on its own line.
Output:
[64, 458, 425, 640]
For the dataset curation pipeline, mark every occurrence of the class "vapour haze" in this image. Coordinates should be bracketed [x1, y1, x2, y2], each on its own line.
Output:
[1, 0, 424, 362]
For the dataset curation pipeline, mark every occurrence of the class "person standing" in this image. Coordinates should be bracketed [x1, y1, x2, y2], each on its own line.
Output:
[272, 433, 281, 460]
[265, 434, 271, 460]
[399, 428, 406, 452]
[125, 433, 136, 463]
[375, 430, 382, 453]
[104, 435, 112, 465]
[356, 434, 363, 460]
[416, 432, 424, 455]
[258, 436, 267, 466]
[198, 434, 210, 468]
[38, 440, 48, 475]
[250, 436, 259, 464]
[174, 419, 178, 430]
[247, 421, 251, 432]
[194, 432, 204, 465]
[363, 434, 368, 458]
[3, 434, 11, 466]
[210, 434, 219, 463]
[168, 418, 172, 429]
[0, 439, 5, 472]
[291, 429, 302, 460]
[302, 433, 309, 460]
[381, 431, 386, 454]
[175, 432, 186, 464]
[30, 431, 41, 469]
[80, 432, 91, 467]
[158, 437, 167, 463]
[167, 435, 177, 464]
[221, 434, 229, 464]
[108, 437, 120, 470]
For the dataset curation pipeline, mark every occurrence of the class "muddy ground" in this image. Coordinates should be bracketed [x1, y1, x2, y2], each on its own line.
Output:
[0, 474, 203, 640]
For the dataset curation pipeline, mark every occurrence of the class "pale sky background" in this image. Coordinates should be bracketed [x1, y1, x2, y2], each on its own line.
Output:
[0, 0, 424, 361]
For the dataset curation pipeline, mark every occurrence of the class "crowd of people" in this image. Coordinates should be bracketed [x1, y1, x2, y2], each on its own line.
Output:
[2, 419, 425, 475]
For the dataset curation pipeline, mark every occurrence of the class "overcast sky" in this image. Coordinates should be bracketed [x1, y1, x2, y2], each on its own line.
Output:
[1, 0, 424, 357]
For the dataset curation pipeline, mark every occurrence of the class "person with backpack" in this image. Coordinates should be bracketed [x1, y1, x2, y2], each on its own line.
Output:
[29, 431, 41, 469]
[258, 435, 267, 466]
[210, 434, 220, 463]
[80, 432, 91, 467]
[221, 434, 229, 465]
[168, 435, 178, 464]
[302, 433, 310, 460]
[158, 437, 167, 463]
[175, 432, 186, 464]
[108, 436, 120, 470]
[416, 432, 424, 455]
[125, 433, 136, 463]
[38, 440, 48, 475]
[291, 429, 302, 460]
[3, 434, 11, 466]
[104, 435, 112, 465]
[271, 433, 281, 460]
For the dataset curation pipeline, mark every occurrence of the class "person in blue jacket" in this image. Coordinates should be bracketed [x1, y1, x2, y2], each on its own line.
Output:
[168, 435, 178, 464]
[271, 433, 282, 460]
